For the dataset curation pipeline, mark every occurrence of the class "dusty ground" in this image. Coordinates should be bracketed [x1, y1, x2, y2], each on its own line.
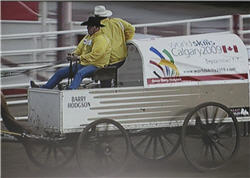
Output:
[1, 136, 249, 178]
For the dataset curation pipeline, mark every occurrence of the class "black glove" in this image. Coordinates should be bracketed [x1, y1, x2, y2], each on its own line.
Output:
[67, 53, 73, 61]
[71, 55, 79, 61]
[67, 53, 79, 61]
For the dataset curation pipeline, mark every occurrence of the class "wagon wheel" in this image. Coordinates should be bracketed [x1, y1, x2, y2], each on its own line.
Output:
[23, 133, 77, 169]
[130, 127, 181, 160]
[76, 118, 130, 177]
[181, 102, 239, 171]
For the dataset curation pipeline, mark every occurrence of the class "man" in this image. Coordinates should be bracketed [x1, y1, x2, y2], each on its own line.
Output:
[94, 5, 135, 87]
[31, 16, 111, 90]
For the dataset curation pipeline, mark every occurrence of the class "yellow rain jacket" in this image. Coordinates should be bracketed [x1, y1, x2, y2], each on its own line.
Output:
[100, 18, 135, 65]
[73, 30, 111, 68]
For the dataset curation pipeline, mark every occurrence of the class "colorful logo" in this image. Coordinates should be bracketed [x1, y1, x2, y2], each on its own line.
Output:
[149, 46, 179, 78]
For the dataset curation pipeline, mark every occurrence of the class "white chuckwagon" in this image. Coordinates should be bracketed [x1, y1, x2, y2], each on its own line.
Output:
[27, 33, 249, 175]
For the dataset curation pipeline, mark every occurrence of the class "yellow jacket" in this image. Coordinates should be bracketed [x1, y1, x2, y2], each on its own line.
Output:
[73, 30, 111, 68]
[100, 18, 135, 65]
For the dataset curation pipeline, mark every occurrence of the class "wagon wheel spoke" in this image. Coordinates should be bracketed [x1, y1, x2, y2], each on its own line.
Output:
[34, 144, 49, 162]
[212, 141, 225, 161]
[101, 155, 119, 174]
[216, 124, 231, 135]
[212, 106, 219, 125]
[202, 107, 209, 124]
[194, 114, 206, 134]
[57, 146, 68, 159]
[38, 145, 48, 154]
[162, 133, 174, 145]
[158, 136, 167, 156]
[135, 135, 150, 148]
[209, 144, 216, 161]
[185, 115, 206, 138]
[101, 123, 118, 143]
[216, 140, 231, 152]
[53, 146, 58, 161]
[105, 133, 117, 143]
[143, 136, 153, 155]
[199, 143, 206, 159]
[106, 146, 120, 163]
[153, 137, 158, 159]
[215, 112, 228, 128]
[102, 155, 108, 166]
[45, 146, 52, 163]
[204, 144, 209, 159]
[108, 154, 119, 163]
[102, 123, 109, 136]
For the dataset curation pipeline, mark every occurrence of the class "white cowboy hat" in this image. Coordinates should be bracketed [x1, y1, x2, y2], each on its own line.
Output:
[94, 5, 112, 17]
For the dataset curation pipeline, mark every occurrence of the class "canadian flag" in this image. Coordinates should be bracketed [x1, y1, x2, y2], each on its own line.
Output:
[222, 45, 238, 53]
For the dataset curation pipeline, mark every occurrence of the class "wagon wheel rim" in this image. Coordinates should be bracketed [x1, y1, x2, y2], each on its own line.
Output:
[130, 127, 181, 160]
[181, 102, 240, 171]
[76, 118, 130, 177]
[23, 133, 77, 169]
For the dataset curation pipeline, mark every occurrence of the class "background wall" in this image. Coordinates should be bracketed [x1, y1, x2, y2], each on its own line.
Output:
[1, 1, 38, 21]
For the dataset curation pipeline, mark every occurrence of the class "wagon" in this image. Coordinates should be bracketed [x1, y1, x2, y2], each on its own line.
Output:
[24, 33, 249, 176]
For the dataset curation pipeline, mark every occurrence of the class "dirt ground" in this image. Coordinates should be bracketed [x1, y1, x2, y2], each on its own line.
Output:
[1, 136, 249, 178]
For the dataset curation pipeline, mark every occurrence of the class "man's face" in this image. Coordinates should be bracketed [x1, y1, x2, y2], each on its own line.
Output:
[87, 25, 98, 35]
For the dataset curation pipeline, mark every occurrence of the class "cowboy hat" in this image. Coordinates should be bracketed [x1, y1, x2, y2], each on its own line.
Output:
[81, 16, 105, 27]
[94, 5, 112, 17]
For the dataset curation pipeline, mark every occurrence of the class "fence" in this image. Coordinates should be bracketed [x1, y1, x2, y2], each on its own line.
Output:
[2, 15, 250, 61]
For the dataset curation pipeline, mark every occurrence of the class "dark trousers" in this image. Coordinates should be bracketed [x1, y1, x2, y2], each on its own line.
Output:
[100, 60, 125, 88]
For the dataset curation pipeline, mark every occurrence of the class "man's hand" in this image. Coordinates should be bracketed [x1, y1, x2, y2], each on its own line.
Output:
[67, 53, 73, 61]
[67, 53, 79, 61]
[71, 55, 79, 61]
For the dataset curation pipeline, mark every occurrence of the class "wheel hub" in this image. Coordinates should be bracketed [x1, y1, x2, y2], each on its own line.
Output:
[202, 129, 219, 145]
[96, 142, 112, 156]
[104, 145, 112, 156]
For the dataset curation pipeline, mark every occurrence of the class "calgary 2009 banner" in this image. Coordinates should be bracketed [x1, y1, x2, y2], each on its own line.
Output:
[133, 34, 249, 87]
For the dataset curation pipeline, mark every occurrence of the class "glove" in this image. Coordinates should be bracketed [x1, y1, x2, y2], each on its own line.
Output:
[67, 53, 79, 61]
[67, 53, 73, 61]
[71, 55, 79, 61]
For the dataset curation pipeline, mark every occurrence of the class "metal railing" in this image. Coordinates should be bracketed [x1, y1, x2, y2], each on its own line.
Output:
[1, 14, 249, 59]
[1, 46, 76, 56]
[134, 15, 233, 35]
[239, 14, 250, 40]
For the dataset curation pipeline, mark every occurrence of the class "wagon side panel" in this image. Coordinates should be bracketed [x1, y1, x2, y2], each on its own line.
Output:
[28, 89, 61, 133]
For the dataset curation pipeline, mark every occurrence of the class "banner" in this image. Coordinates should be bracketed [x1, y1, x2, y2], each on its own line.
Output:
[132, 34, 249, 87]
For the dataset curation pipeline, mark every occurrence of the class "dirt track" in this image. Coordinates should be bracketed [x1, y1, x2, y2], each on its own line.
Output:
[1, 136, 249, 178]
